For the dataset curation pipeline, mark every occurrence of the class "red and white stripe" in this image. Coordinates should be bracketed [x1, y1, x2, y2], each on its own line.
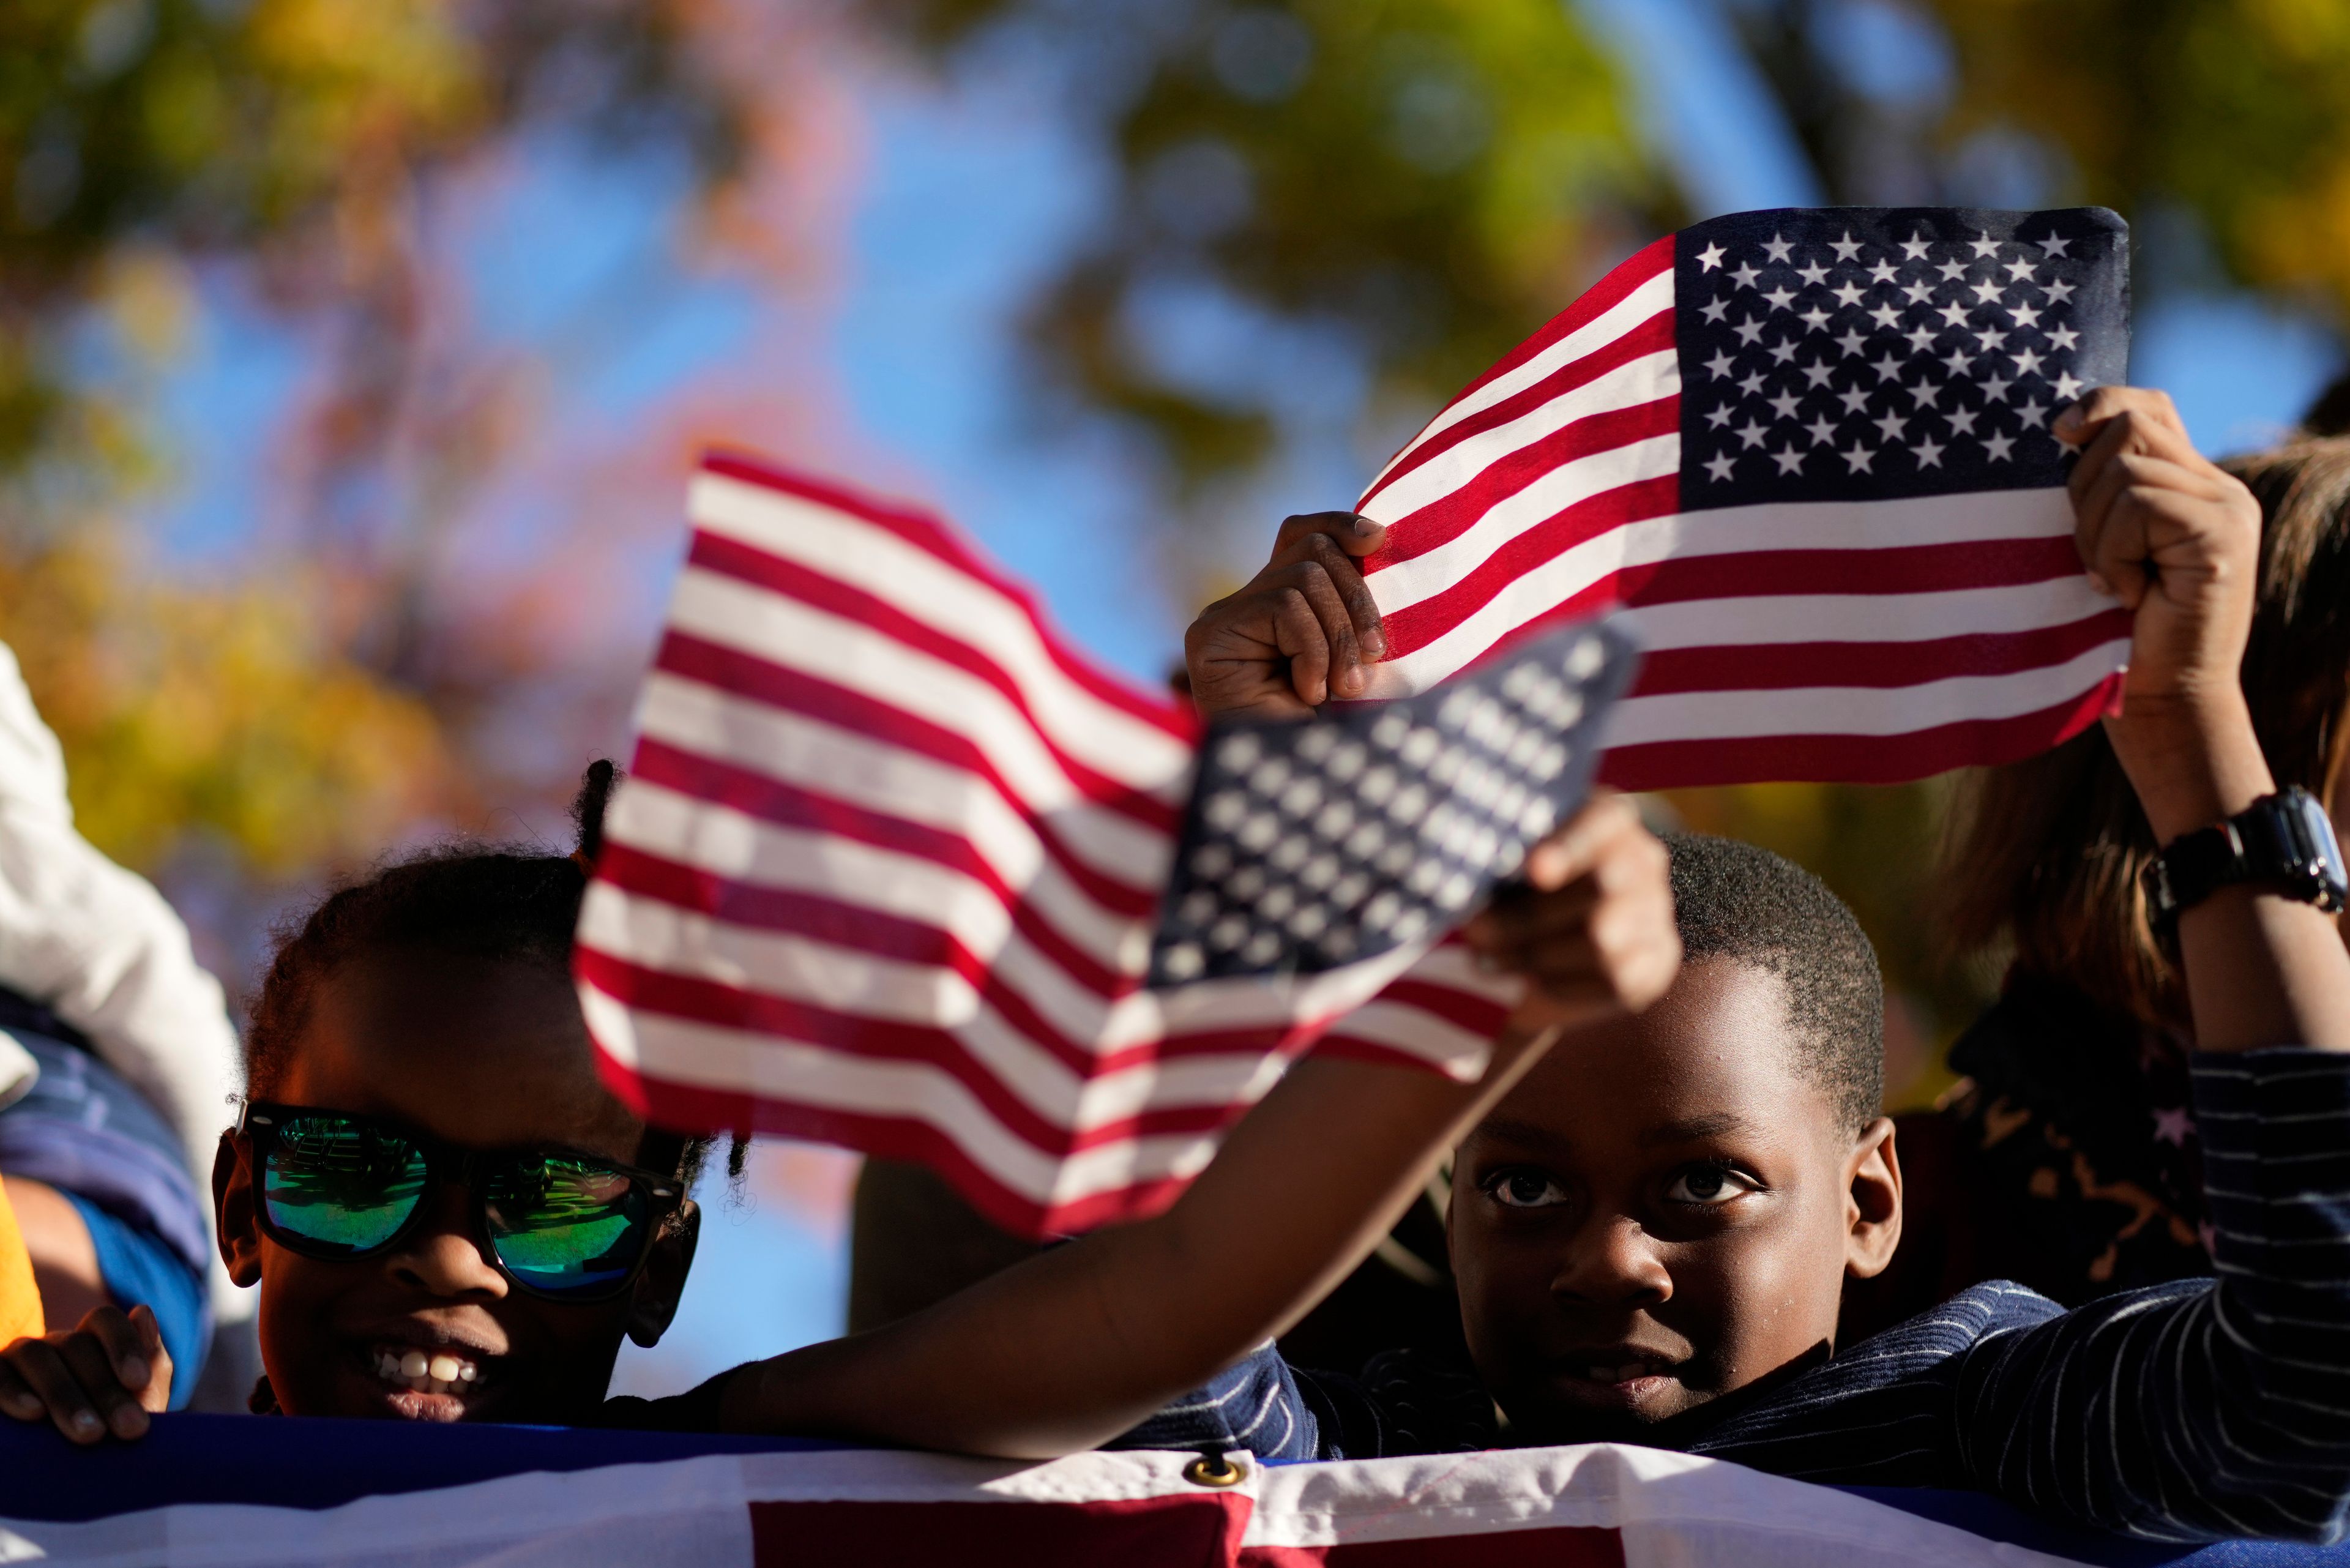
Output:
[2, 1433, 2108, 1567]
[1354, 234, 2132, 788]
[575, 457, 1516, 1238]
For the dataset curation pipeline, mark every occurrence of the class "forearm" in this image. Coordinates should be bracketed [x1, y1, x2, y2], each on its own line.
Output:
[2108, 696, 2350, 1052]
[725, 1022, 1557, 1456]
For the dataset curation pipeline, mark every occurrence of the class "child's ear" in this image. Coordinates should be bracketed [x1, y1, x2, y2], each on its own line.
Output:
[1841, 1117, 1903, 1281]
[213, 1132, 264, 1288]
[626, 1200, 701, 1349]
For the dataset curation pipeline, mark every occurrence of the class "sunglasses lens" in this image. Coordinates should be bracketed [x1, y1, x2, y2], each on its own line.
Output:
[263, 1115, 429, 1255]
[483, 1155, 652, 1299]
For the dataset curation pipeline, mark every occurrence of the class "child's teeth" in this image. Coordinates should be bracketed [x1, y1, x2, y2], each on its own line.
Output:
[376, 1347, 482, 1394]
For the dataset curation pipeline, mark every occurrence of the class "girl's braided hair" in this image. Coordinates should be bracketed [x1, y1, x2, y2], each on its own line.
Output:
[243, 760, 731, 1190]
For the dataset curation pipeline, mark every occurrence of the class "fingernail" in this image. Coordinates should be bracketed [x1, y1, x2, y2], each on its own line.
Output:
[72, 1412, 100, 1436]
[121, 1357, 148, 1386]
[1337, 666, 1363, 695]
[1350, 515, 1378, 539]
[1474, 950, 1502, 974]
[1362, 627, 1387, 658]
[2085, 570, 2113, 596]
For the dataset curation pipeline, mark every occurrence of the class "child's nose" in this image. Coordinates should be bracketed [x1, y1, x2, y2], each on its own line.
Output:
[386, 1181, 507, 1300]
[1548, 1215, 1672, 1308]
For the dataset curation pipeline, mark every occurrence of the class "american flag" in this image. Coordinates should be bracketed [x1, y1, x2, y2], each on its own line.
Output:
[0, 1414, 2163, 1568]
[573, 457, 1520, 1238]
[1356, 205, 2135, 788]
[1149, 620, 1634, 985]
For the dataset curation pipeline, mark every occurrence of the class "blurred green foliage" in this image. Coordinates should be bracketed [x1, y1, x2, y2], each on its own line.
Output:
[878, 0, 1672, 486]
[1921, 0, 2350, 316]
[0, 0, 737, 879]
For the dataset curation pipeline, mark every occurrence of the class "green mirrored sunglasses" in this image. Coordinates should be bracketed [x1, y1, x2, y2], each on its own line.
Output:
[236, 1101, 685, 1304]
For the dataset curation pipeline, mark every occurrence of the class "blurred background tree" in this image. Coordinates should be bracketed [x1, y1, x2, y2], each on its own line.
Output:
[0, 0, 742, 963]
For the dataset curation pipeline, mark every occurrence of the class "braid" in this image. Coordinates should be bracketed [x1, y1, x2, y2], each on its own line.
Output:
[571, 758, 619, 866]
[244, 760, 711, 1185]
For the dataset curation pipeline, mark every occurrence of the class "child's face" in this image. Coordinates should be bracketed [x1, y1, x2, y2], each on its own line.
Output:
[214, 950, 696, 1424]
[1449, 954, 1899, 1444]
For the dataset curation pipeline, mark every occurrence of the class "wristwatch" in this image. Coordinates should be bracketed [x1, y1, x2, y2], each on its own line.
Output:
[2143, 786, 2349, 930]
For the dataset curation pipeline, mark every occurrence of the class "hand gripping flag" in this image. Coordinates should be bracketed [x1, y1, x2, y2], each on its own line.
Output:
[1355, 205, 2133, 788]
[573, 458, 1557, 1238]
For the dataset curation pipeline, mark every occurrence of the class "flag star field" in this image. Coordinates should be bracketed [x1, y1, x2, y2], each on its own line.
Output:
[1678, 207, 2130, 506]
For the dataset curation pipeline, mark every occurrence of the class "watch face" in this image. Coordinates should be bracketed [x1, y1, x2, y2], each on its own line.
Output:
[2286, 788, 2350, 913]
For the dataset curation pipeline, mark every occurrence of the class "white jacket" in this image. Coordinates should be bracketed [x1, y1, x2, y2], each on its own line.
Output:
[0, 643, 246, 1318]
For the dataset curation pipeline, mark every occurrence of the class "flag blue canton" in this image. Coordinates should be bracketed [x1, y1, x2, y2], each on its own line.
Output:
[1149, 621, 1635, 987]
[1676, 206, 2129, 509]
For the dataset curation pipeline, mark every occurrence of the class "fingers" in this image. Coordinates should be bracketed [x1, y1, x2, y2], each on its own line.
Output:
[0, 1308, 168, 1443]
[1267, 515, 1388, 694]
[0, 1348, 42, 1424]
[2073, 450, 2230, 607]
[83, 1304, 153, 1396]
[3, 1337, 114, 1443]
[2059, 388, 2205, 592]
[58, 1332, 152, 1439]
[110, 1305, 171, 1413]
[1270, 511, 1386, 566]
[1526, 793, 1646, 892]
[1461, 794, 1680, 1025]
[1303, 533, 1388, 664]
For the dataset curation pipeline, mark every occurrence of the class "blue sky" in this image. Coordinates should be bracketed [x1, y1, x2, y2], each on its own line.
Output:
[133, 1, 2344, 1389]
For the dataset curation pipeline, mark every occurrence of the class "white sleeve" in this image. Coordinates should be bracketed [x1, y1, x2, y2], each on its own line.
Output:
[0, 643, 244, 1233]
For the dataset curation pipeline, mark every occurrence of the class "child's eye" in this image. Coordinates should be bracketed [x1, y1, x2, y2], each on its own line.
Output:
[1486, 1169, 1569, 1209]
[1663, 1164, 1761, 1206]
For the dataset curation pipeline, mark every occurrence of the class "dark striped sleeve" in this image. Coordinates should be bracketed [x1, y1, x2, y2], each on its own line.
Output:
[1696, 1048, 2350, 1544]
[1106, 1345, 1497, 1462]
[1939, 1048, 2350, 1542]
[1105, 1344, 1327, 1461]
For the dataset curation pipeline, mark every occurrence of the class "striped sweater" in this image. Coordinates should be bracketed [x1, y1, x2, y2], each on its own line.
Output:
[1115, 1048, 2350, 1544]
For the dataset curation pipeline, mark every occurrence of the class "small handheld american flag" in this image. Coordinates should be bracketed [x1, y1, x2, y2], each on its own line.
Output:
[1357, 205, 2132, 788]
[575, 459, 1524, 1238]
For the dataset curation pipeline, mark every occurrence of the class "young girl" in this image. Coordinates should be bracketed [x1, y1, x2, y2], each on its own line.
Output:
[0, 764, 1679, 1450]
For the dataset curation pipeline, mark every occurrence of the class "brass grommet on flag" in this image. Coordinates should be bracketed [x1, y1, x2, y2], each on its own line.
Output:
[1182, 1454, 1248, 1488]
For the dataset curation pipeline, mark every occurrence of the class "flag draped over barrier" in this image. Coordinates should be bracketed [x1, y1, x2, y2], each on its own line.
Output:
[1354, 205, 2133, 788]
[2, 1417, 2341, 1567]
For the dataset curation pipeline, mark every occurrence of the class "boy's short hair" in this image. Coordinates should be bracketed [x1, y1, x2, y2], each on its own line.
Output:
[1665, 832, 1883, 1131]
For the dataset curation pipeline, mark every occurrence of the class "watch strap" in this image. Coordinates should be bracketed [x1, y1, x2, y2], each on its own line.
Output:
[2144, 786, 2349, 929]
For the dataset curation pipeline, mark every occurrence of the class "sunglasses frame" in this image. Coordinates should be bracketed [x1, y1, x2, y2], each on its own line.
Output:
[234, 1100, 687, 1304]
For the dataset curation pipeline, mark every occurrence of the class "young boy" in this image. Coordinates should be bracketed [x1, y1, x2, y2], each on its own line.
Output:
[1151, 386, 2350, 1544]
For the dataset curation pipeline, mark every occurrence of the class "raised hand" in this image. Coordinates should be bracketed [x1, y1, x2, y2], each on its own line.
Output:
[1184, 512, 1390, 717]
[1460, 793, 1681, 1036]
[0, 1302, 173, 1443]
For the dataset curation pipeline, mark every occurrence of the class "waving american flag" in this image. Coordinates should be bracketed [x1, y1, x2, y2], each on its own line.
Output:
[1356, 205, 2133, 788]
[573, 458, 1529, 1238]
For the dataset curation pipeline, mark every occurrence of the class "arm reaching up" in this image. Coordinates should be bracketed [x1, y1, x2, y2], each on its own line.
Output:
[2060, 387, 2350, 1051]
[717, 795, 1677, 1458]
